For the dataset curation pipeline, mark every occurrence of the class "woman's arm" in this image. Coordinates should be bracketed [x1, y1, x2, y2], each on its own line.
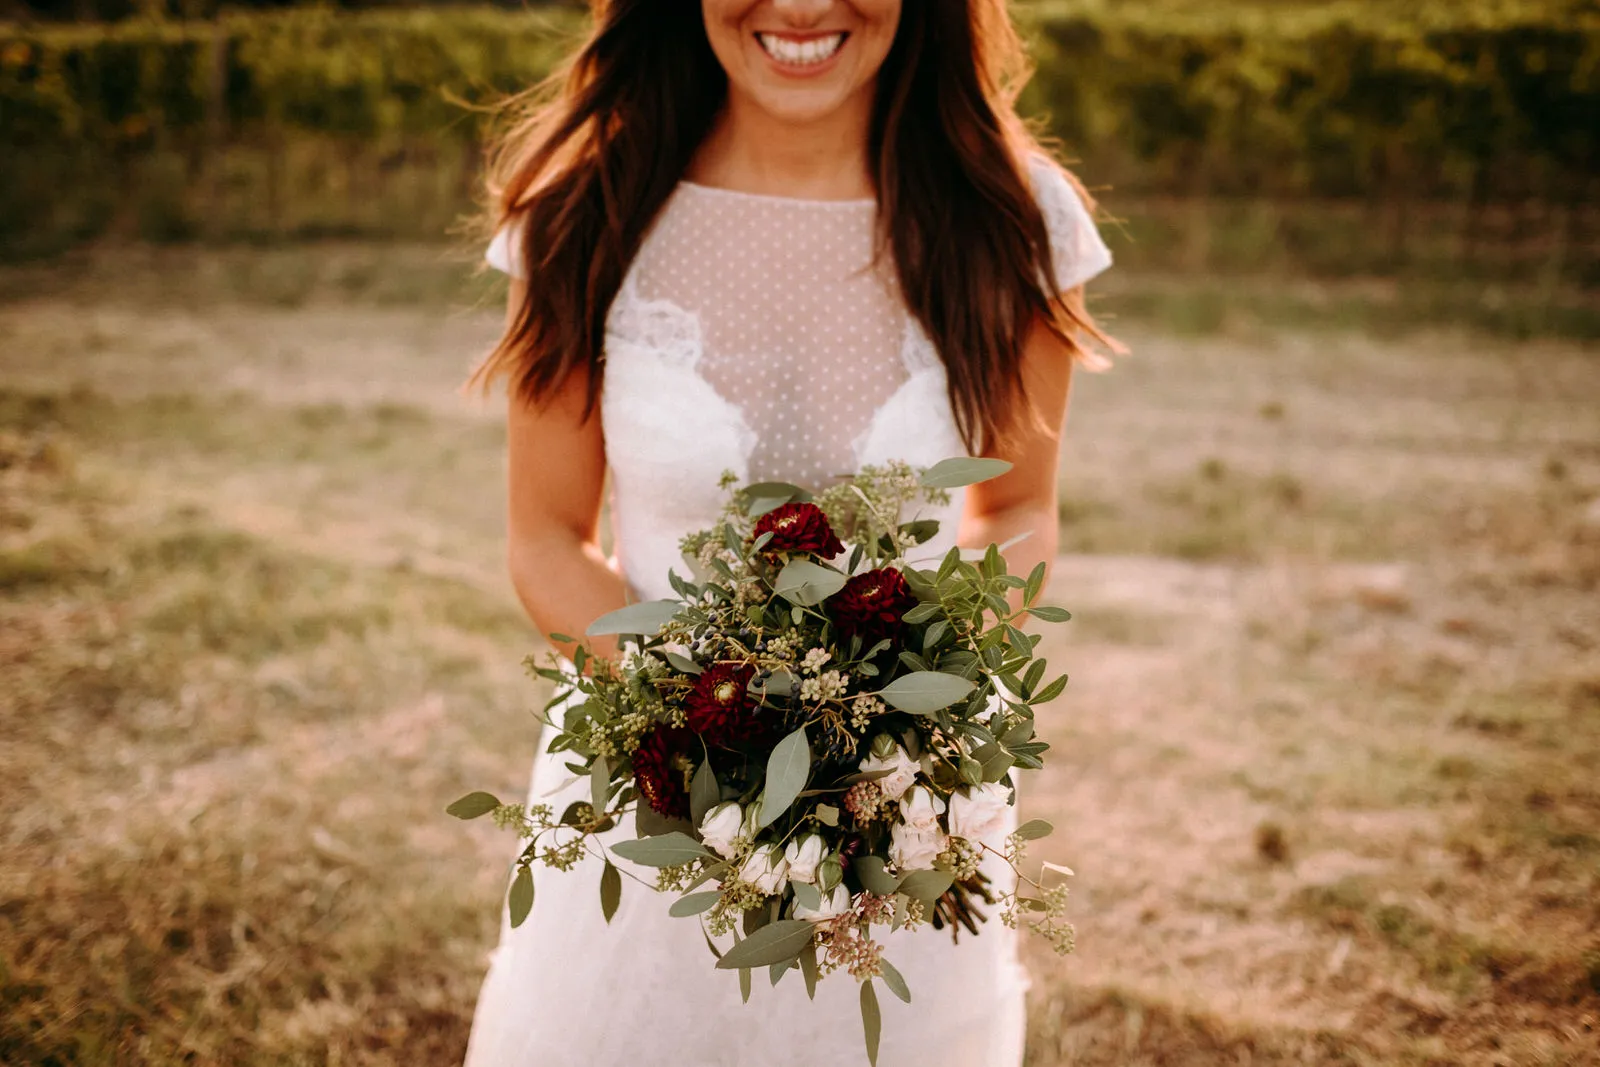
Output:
[958, 295, 1082, 607]
[502, 279, 630, 661]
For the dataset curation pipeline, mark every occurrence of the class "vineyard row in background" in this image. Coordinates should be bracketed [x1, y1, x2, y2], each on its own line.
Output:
[1, 2, 1596, 296]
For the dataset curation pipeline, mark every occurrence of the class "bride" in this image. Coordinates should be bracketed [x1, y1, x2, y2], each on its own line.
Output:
[463, 1, 1113, 1064]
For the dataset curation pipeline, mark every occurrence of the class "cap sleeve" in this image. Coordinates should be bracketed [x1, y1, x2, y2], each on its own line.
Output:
[1027, 154, 1112, 293]
[485, 220, 528, 279]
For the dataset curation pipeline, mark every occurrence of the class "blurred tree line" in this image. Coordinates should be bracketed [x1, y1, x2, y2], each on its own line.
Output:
[2, 0, 577, 24]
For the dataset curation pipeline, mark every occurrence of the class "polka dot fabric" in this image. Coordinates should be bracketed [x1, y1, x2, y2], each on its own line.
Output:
[632, 182, 902, 489]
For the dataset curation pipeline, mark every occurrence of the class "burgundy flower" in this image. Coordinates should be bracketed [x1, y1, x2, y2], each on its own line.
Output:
[751, 502, 844, 558]
[684, 662, 760, 746]
[633, 725, 692, 818]
[830, 566, 919, 646]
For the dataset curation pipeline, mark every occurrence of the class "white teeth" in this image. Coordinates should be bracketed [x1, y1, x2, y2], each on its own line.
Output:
[758, 32, 844, 66]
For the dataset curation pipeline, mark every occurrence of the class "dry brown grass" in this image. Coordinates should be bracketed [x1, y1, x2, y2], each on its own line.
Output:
[1, 247, 1596, 1065]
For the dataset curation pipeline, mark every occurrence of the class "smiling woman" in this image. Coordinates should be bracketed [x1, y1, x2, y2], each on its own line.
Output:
[460, 2, 1116, 1065]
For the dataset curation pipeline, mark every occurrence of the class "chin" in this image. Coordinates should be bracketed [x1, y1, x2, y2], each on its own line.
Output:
[703, 0, 901, 126]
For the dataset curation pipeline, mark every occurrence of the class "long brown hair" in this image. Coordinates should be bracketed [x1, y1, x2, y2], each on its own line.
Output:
[473, 0, 1111, 453]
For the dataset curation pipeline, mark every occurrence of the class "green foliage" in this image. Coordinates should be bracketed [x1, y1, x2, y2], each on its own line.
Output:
[0, 1, 1593, 204]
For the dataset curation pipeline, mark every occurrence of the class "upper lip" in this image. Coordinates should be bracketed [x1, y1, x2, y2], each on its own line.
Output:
[754, 30, 850, 40]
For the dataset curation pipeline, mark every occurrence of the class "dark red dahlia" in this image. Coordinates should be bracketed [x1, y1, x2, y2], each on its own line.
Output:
[632, 725, 692, 818]
[829, 566, 919, 646]
[751, 502, 845, 558]
[684, 662, 760, 746]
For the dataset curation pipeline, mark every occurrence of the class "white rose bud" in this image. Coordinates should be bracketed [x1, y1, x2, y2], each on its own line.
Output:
[858, 743, 919, 800]
[946, 782, 1014, 846]
[784, 834, 826, 884]
[739, 843, 790, 896]
[889, 821, 947, 871]
[898, 784, 946, 830]
[796, 884, 853, 923]
[816, 854, 844, 892]
[698, 801, 744, 858]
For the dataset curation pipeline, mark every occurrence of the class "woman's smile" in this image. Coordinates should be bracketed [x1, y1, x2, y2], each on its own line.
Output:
[753, 30, 848, 74]
[703, 0, 901, 125]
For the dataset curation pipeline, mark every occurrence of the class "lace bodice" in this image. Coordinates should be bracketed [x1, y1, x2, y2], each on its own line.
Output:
[485, 154, 1111, 601]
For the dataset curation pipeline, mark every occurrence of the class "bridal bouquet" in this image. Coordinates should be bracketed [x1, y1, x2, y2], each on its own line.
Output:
[450, 458, 1076, 1063]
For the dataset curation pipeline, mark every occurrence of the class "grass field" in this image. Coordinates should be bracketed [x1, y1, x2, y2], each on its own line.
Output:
[1, 244, 1596, 1065]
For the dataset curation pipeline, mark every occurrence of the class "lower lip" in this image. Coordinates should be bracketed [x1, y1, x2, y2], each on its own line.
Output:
[755, 37, 847, 79]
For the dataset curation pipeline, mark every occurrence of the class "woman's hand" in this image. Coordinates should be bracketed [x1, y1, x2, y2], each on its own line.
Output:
[958, 292, 1084, 611]
[502, 279, 631, 663]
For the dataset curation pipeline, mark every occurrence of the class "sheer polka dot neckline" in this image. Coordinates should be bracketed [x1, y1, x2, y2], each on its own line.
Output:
[675, 180, 878, 209]
[626, 182, 914, 491]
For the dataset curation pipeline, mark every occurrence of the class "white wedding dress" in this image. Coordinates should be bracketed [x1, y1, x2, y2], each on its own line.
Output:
[465, 155, 1111, 1067]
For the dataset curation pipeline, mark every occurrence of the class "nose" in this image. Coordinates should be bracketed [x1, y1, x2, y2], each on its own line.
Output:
[770, 0, 831, 27]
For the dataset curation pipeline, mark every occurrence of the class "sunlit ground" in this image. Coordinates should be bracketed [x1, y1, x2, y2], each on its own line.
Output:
[1, 245, 1596, 1065]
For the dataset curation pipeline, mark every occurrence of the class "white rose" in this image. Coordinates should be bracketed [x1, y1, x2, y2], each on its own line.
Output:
[946, 782, 1014, 846]
[858, 744, 919, 800]
[889, 821, 947, 871]
[898, 785, 946, 830]
[796, 884, 853, 922]
[698, 801, 744, 858]
[739, 843, 790, 896]
[784, 834, 826, 884]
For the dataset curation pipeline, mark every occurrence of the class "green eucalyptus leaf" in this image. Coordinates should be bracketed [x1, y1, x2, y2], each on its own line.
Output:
[921, 457, 1013, 489]
[508, 866, 535, 928]
[590, 754, 609, 812]
[773, 560, 848, 607]
[978, 743, 1015, 782]
[715, 919, 817, 970]
[1022, 658, 1047, 698]
[852, 855, 903, 896]
[1031, 673, 1069, 705]
[600, 860, 621, 923]
[877, 671, 976, 716]
[903, 602, 942, 625]
[742, 481, 811, 503]
[750, 668, 795, 698]
[1027, 605, 1073, 624]
[896, 868, 956, 903]
[1004, 624, 1032, 654]
[1014, 819, 1054, 840]
[757, 726, 811, 829]
[1023, 561, 1047, 606]
[585, 599, 681, 637]
[634, 802, 694, 839]
[861, 979, 882, 1066]
[769, 960, 792, 987]
[897, 650, 932, 673]
[610, 832, 712, 868]
[740, 966, 752, 1003]
[690, 760, 720, 826]
[748, 497, 791, 520]
[790, 880, 823, 912]
[898, 519, 940, 544]
[879, 957, 912, 1004]
[815, 804, 840, 827]
[670, 890, 723, 917]
[664, 651, 703, 675]
[446, 791, 500, 820]
[799, 944, 820, 1000]
[959, 756, 983, 786]
[1001, 719, 1035, 746]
